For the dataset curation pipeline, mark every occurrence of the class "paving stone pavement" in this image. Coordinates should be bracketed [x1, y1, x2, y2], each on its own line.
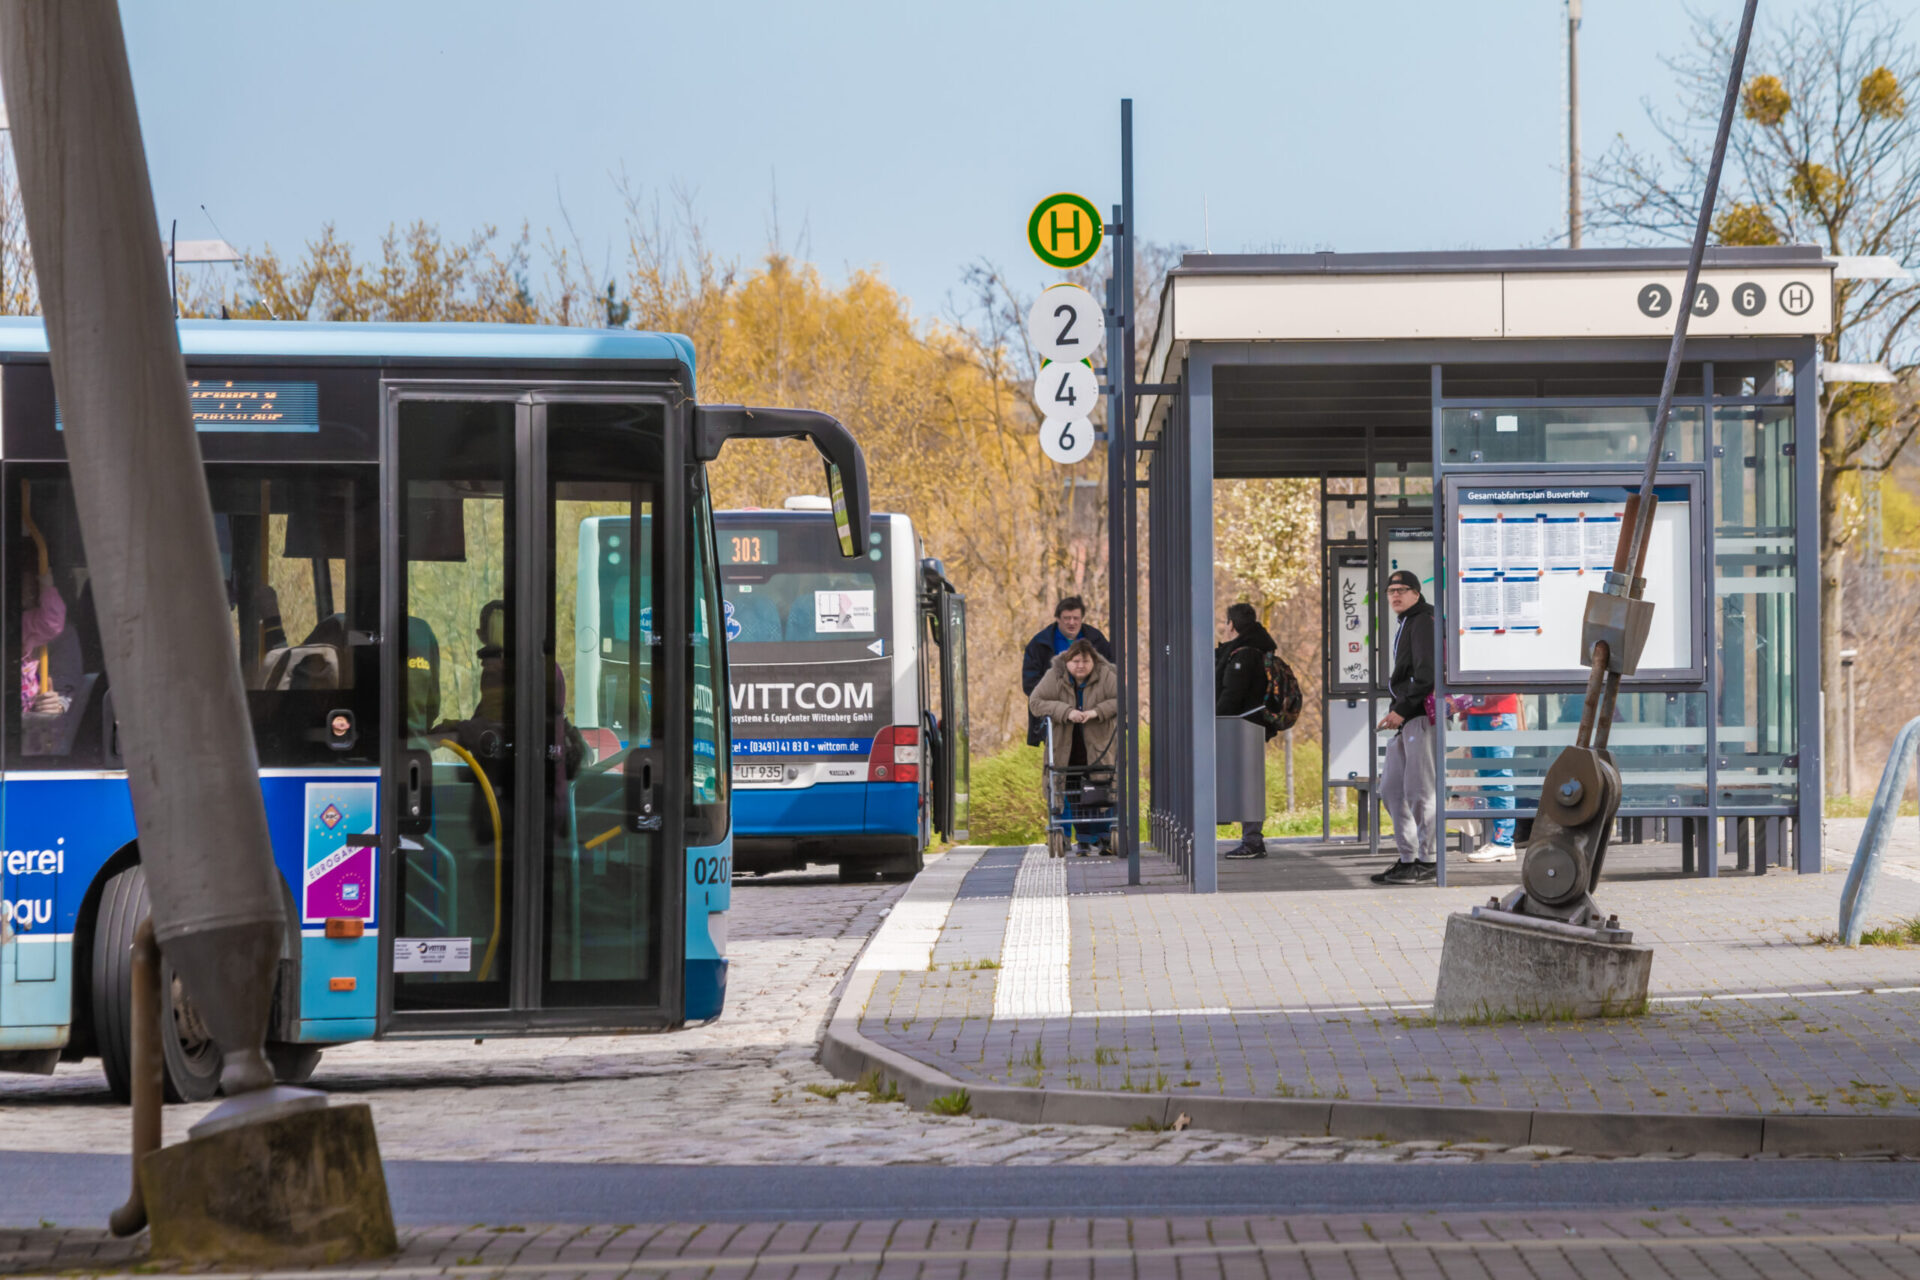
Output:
[10, 1206, 1920, 1277]
[862, 825, 1920, 1118]
[0, 855, 1650, 1168]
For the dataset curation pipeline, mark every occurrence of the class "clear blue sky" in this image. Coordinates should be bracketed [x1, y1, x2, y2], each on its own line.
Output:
[122, 1, 1775, 324]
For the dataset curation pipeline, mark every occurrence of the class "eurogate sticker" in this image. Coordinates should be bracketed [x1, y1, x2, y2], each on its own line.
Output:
[302, 782, 376, 923]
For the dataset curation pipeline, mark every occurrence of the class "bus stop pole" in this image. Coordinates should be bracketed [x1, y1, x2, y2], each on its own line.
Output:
[0, 0, 286, 1098]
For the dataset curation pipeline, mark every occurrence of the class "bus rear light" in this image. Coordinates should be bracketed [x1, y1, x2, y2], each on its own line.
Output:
[869, 725, 919, 783]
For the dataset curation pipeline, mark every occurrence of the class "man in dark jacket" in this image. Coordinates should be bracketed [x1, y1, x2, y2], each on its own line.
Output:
[1022, 596, 1113, 746]
[1215, 602, 1278, 859]
[1373, 570, 1438, 886]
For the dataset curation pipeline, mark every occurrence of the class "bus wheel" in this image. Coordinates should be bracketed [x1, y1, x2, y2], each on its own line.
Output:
[877, 852, 923, 882]
[90, 866, 224, 1105]
[266, 1043, 322, 1084]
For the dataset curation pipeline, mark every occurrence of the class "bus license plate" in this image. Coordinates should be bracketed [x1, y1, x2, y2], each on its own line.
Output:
[733, 764, 785, 783]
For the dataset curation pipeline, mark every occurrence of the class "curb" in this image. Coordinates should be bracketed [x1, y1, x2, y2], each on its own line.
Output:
[819, 849, 1920, 1157]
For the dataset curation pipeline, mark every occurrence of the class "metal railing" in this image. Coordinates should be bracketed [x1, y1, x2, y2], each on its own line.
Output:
[1837, 715, 1920, 945]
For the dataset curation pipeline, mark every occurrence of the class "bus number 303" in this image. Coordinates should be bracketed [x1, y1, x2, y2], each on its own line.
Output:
[693, 854, 733, 885]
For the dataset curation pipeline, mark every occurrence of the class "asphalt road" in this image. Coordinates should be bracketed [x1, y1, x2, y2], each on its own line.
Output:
[9, 1151, 1920, 1227]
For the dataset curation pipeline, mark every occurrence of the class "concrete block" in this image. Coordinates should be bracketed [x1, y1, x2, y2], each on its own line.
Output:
[1433, 912, 1652, 1023]
[1763, 1114, 1920, 1155]
[141, 1102, 396, 1265]
[1330, 1101, 1533, 1146]
[1178, 1095, 1332, 1138]
[965, 1084, 1047, 1125]
[1528, 1110, 1763, 1155]
[1038, 1089, 1173, 1131]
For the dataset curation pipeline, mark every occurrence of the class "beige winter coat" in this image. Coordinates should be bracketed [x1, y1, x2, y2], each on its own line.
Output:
[1028, 649, 1119, 769]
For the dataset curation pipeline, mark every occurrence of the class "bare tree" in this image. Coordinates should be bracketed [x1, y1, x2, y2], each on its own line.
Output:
[1588, 0, 1920, 793]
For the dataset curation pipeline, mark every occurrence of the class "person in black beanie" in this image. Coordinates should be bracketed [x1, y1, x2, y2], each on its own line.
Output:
[1371, 569, 1438, 886]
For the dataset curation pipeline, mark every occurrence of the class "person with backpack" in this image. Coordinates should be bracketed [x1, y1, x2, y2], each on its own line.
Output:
[1215, 602, 1302, 860]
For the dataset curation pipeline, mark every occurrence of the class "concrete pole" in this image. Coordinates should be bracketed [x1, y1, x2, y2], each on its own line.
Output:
[0, 0, 284, 1097]
[1841, 649, 1858, 799]
[1568, 0, 1583, 249]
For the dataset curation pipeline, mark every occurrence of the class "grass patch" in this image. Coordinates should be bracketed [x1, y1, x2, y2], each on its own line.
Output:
[1858, 917, 1920, 947]
[803, 1081, 857, 1100]
[928, 1089, 973, 1117]
[1019, 1043, 1046, 1072]
[944, 957, 1001, 971]
[1094, 1046, 1119, 1066]
[854, 1068, 904, 1103]
[1127, 1115, 1171, 1132]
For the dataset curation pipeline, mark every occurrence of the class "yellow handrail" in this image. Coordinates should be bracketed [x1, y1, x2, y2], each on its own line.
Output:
[433, 737, 504, 983]
[21, 483, 49, 695]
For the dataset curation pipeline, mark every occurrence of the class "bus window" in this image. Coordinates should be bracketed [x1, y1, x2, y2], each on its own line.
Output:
[5, 468, 378, 769]
[689, 482, 728, 838]
[7, 476, 109, 765]
[209, 471, 379, 765]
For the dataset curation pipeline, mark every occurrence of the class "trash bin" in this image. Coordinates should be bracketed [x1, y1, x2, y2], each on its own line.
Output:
[1216, 715, 1266, 824]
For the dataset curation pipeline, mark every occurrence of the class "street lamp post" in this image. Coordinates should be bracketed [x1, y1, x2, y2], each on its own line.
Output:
[1841, 648, 1858, 799]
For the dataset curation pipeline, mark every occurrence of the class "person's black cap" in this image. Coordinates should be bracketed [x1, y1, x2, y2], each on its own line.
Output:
[1387, 570, 1422, 593]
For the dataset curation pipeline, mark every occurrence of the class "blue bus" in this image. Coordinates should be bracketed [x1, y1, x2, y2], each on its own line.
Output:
[714, 505, 968, 880]
[0, 319, 868, 1101]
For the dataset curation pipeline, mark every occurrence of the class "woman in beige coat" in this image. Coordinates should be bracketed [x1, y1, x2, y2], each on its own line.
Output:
[1028, 639, 1119, 855]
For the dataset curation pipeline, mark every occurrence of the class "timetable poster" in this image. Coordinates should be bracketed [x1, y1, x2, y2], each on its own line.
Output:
[1451, 483, 1694, 678]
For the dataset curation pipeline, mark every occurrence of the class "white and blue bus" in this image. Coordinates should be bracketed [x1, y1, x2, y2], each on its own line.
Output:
[0, 319, 868, 1101]
[714, 503, 968, 880]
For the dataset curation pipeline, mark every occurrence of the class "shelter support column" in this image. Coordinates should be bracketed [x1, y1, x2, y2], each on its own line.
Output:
[1188, 351, 1218, 891]
[1793, 338, 1822, 870]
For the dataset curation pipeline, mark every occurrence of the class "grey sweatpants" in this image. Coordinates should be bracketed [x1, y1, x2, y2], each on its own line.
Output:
[1381, 713, 1437, 863]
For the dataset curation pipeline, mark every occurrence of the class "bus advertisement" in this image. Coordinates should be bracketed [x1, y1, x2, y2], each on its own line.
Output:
[0, 318, 869, 1102]
[716, 504, 968, 880]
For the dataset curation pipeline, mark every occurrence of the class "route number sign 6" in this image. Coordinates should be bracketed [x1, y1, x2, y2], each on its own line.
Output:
[1040, 416, 1095, 464]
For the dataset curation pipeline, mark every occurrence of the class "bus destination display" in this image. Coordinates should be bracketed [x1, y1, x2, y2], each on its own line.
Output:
[721, 529, 779, 566]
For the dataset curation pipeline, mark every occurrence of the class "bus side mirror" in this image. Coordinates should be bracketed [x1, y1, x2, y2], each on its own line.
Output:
[692, 405, 871, 557]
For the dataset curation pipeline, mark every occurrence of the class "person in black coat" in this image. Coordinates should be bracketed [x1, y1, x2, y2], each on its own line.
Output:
[1022, 595, 1113, 746]
[1215, 601, 1278, 859]
[1372, 569, 1439, 886]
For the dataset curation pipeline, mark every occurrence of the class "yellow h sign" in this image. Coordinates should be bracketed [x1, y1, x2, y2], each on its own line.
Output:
[1028, 193, 1104, 269]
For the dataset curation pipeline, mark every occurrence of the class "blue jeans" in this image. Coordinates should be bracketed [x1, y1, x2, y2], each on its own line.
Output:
[1467, 712, 1516, 844]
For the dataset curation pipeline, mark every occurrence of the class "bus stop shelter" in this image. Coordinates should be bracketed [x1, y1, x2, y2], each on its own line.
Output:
[1134, 246, 1833, 892]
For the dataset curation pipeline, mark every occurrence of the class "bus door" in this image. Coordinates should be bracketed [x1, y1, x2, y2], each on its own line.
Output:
[380, 387, 684, 1034]
[931, 588, 970, 841]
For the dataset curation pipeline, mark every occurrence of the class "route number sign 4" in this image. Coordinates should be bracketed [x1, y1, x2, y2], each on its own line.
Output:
[1035, 361, 1098, 422]
[1027, 284, 1104, 364]
[1040, 416, 1095, 464]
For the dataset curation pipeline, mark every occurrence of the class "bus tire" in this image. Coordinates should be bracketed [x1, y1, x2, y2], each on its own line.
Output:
[877, 852, 923, 882]
[89, 866, 224, 1105]
[266, 1042, 322, 1084]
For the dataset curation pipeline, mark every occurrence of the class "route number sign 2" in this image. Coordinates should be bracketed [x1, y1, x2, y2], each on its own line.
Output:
[1027, 284, 1104, 363]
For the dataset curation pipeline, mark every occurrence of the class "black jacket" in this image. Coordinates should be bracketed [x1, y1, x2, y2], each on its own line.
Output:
[1023, 622, 1113, 745]
[1387, 597, 1436, 722]
[1214, 621, 1280, 741]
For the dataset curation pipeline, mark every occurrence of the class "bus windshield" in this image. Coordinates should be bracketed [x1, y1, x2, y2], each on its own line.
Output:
[719, 515, 892, 762]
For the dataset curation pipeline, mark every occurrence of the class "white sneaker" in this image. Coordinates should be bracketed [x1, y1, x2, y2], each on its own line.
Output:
[1466, 841, 1517, 864]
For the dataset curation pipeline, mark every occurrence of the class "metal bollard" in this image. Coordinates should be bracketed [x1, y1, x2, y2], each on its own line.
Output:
[108, 918, 162, 1237]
